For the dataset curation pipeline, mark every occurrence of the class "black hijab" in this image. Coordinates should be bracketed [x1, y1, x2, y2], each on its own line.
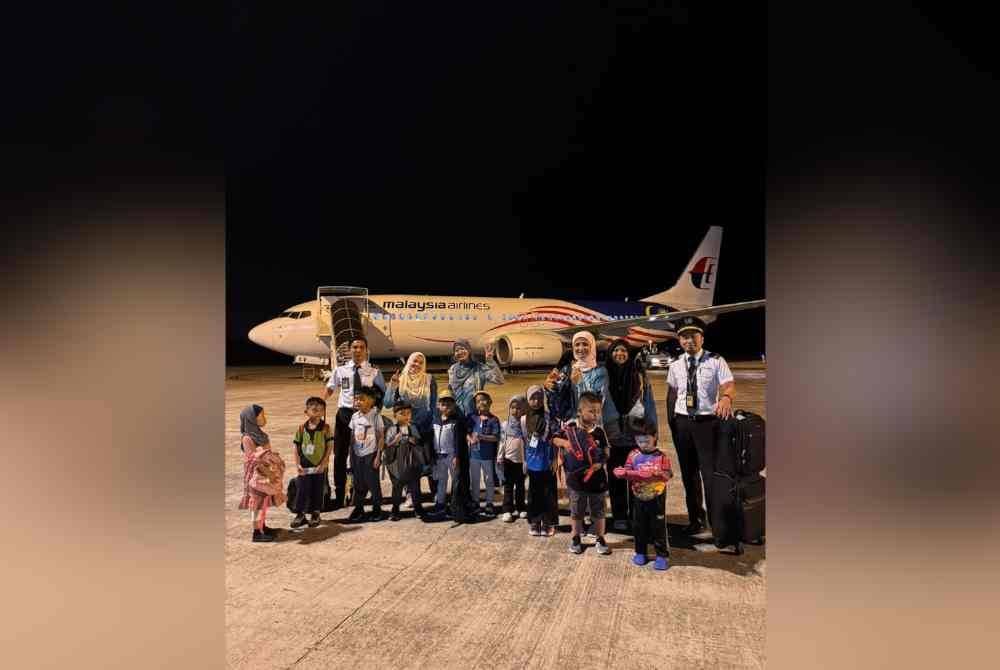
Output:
[604, 339, 642, 414]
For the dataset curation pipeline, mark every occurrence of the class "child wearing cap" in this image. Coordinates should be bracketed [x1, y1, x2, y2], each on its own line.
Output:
[612, 423, 673, 570]
[468, 391, 501, 516]
[347, 385, 386, 522]
[431, 388, 471, 519]
[383, 400, 427, 521]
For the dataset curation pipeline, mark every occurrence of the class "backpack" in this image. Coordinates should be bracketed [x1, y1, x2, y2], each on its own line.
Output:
[562, 423, 608, 493]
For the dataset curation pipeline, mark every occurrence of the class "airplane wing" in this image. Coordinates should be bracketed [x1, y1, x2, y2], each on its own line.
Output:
[552, 299, 766, 339]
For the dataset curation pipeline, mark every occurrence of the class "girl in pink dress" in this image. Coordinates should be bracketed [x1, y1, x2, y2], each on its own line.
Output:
[238, 404, 287, 542]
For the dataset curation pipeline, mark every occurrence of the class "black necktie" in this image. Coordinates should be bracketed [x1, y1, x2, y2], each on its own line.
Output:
[353, 364, 363, 396]
[687, 355, 699, 414]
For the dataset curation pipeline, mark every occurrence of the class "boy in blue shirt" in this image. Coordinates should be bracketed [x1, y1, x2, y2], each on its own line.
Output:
[468, 391, 501, 516]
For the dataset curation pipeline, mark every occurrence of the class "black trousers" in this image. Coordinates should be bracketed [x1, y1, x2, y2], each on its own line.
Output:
[607, 446, 631, 523]
[527, 470, 559, 525]
[673, 414, 720, 526]
[351, 452, 382, 513]
[390, 473, 423, 514]
[501, 458, 526, 514]
[632, 492, 669, 557]
[332, 407, 355, 506]
[293, 472, 326, 515]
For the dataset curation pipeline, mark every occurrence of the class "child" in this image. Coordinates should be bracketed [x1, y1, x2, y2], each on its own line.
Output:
[497, 395, 527, 522]
[551, 391, 611, 555]
[523, 385, 559, 536]
[290, 397, 334, 529]
[238, 404, 287, 542]
[613, 424, 673, 570]
[431, 388, 471, 520]
[383, 400, 427, 521]
[347, 386, 386, 522]
[468, 391, 501, 516]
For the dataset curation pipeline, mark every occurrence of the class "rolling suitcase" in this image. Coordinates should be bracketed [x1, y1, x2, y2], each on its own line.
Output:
[711, 410, 766, 552]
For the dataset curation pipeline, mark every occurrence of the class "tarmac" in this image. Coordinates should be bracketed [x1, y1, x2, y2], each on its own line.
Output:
[226, 364, 766, 669]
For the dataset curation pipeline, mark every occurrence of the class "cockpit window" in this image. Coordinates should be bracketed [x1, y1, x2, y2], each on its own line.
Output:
[299, 310, 310, 318]
[280, 311, 293, 318]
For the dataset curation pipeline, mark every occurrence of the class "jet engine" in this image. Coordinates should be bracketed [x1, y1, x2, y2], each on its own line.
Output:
[494, 332, 567, 367]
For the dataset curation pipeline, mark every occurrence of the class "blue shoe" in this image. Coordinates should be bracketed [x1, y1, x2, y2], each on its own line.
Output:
[632, 553, 647, 566]
[654, 556, 669, 571]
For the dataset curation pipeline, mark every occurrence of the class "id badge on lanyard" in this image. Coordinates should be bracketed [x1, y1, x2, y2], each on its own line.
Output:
[529, 434, 539, 449]
[686, 394, 695, 409]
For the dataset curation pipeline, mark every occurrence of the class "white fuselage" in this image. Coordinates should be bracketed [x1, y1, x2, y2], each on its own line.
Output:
[248, 294, 679, 360]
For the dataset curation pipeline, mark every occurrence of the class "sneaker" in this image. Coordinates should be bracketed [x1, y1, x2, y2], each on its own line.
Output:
[263, 525, 278, 536]
[290, 514, 307, 529]
[612, 520, 629, 532]
[518, 511, 528, 519]
[347, 509, 366, 523]
[369, 510, 384, 522]
[308, 513, 321, 528]
[596, 537, 611, 555]
[654, 556, 670, 571]
[529, 524, 542, 536]
[389, 512, 400, 522]
[484, 504, 496, 516]
[569, 536, 583, 554]
[633, 553, 648, 566]
[501, 512, 513, 522]
[544, 525, 556, 537]
[252, 529, 274, 543]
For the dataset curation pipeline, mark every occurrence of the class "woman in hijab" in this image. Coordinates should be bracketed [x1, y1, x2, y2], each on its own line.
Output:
[385, 352, 439, 502]
[447, 338, 505, 418]
[385, 352, 438, 435]
[603, 339, 659, 531]
[543, 331, 614, 427]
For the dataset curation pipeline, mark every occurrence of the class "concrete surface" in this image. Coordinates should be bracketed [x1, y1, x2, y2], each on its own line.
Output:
[226, 365, 766, 669]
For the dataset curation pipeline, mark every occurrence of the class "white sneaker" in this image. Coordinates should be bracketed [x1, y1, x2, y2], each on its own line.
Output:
[501, 512, 513, 522]
[518, 511, 528, 519]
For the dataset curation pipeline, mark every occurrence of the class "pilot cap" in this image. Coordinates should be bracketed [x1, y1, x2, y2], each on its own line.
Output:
[676, 316, 706, 336]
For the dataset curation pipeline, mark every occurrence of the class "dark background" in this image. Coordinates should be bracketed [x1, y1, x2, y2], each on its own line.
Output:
[227, 2, 764, 365]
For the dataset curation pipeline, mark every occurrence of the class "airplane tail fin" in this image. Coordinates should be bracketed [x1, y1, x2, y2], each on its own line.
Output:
[641, 226, 722, 309]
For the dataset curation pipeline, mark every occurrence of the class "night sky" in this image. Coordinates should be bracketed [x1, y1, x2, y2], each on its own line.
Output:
[227, 4, 764, 365]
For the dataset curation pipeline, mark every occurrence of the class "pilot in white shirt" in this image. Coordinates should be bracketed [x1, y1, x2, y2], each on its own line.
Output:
[322, 335, 386, 509]
[665, 316, 735, 538]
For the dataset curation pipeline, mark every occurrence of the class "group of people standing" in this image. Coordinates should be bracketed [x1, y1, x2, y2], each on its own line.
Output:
[238, 315, 737, 567]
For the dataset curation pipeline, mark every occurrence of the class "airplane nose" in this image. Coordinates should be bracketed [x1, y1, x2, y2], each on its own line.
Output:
[248, 324, 269, 348]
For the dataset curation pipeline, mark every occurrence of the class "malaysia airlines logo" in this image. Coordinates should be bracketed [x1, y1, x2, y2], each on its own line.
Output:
[689, 256, 717, 289]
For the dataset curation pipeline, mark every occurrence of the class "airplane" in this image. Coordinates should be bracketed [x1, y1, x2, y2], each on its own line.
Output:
[246, 226, 764, 368]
